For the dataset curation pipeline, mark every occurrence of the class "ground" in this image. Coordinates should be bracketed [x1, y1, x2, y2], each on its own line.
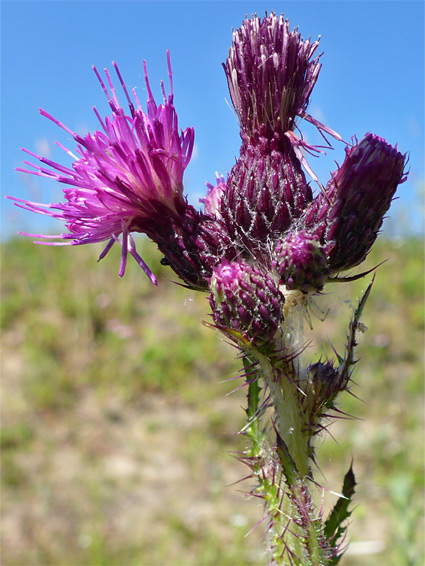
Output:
[1, 237, 423, 565]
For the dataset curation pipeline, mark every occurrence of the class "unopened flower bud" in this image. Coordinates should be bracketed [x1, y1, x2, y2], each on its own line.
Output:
[307, 361, 341, 408]
[273, 231, 329, 292]
[300, 133, 407, 273]
[209, 260, 284, 345]
[309, 360, 338, 390]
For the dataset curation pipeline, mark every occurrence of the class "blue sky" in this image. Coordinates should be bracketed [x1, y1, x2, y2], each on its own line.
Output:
[2, 0, 424, 240]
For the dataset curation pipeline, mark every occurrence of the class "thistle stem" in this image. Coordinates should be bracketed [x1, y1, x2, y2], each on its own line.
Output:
[255, 351, 310, 478]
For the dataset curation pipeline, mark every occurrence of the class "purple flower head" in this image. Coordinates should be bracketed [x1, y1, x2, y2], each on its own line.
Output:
[200, 174, 226, 218]
[300, 133, 408, 273]
[220, 13, 345, 256]
[7, 52, 195, 282]
[209, 259, 284, 345]
[224, 12, 340, 150]
[272, 231, 329, 293]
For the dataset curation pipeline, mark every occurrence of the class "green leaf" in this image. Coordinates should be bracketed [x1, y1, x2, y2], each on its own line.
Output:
[275, 431, 299, 486]
[244, 356, 261, 422]
[336, 278, 374, 393]
[324, 462, 356, 564]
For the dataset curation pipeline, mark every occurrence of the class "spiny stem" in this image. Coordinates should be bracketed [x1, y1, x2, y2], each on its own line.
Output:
[251, 349, 310, 478]
[243, 356, 264, 458]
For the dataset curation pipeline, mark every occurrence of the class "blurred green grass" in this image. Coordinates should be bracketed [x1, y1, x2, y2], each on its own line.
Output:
[1, 235, 424, 565]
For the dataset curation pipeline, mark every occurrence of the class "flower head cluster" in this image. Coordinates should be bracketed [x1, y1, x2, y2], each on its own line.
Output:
[7, 19, 409, 558]
[9, 13, 407, 323]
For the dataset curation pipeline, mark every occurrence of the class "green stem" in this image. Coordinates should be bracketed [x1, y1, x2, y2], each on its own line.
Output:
[244, 356, 262, 449]
[240, 291, 333, 564]
[252, 350, 310, 478]
[236, 285, 370, 564]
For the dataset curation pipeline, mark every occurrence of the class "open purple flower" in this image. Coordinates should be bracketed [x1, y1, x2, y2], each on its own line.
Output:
[7, 52, 195, 282]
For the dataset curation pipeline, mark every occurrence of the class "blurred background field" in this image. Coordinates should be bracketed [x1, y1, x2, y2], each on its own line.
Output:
[1, 235, 424, 566]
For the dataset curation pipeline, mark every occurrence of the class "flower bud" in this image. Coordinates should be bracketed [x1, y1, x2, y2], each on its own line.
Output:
[273, 231, 329, 292]
[209, 260, 284, 345]
[300, 133, 407, 273]
[307, 361, 341, 406]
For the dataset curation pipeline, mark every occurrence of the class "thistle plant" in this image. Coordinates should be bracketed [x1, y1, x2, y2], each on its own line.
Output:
[8, 12, 407, 565]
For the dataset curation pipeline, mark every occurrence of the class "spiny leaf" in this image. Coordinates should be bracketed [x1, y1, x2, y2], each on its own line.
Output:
[337, 278, 374, 391]
[324, 462, 356, 564]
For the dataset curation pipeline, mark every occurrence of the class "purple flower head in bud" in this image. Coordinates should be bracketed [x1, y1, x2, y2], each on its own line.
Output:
[307, 361, 341, 403]
[224, 12, 320, 139]
[7, 52, 195, 283]
[220, 13, 343, 254]
[300, 133, 408, 273]
[209, 259, 284, 346]
[200, 173, 226, 218]
[272, 231, 329, 293]
[302, 361, 344, 424]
